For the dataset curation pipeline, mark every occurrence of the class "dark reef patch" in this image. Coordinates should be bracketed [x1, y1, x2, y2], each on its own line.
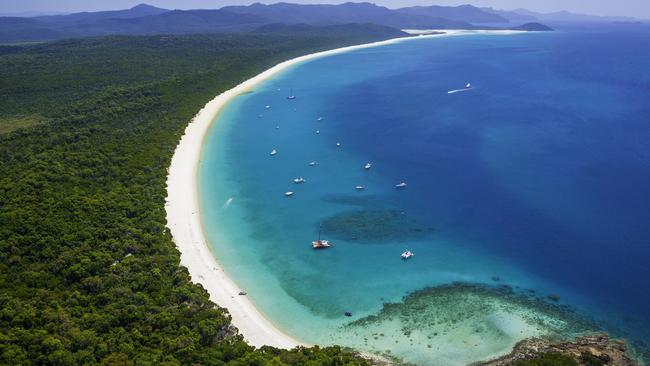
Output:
[346, 282, 600, 340]
[321, 209, 433, 243]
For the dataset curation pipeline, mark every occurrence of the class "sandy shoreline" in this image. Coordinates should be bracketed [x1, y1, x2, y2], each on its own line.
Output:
[165, 29, 522, 349]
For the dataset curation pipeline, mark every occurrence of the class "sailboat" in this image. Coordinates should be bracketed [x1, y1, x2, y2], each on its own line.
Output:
[287, 88, 296, 100]
[312, 224, 332, 249]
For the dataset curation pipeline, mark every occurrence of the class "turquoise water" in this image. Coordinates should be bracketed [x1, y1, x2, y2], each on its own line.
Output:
[199, 26, 650, 364]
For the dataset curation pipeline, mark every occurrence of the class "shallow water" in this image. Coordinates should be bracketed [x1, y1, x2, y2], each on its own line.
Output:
[199, 25, 650, 364]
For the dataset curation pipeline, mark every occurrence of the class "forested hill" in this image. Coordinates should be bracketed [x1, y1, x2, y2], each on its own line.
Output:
[0, 2, 553, 44]
[0, 27, 402, 365]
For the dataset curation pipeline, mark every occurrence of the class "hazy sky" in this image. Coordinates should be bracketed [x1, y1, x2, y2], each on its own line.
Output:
[1, 0, 649, 18]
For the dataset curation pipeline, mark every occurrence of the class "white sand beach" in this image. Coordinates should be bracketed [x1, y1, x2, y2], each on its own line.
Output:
[165, 29, 523, 349]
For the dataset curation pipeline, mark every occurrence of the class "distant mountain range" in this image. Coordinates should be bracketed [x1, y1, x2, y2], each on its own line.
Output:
[0, 2, 597, 44]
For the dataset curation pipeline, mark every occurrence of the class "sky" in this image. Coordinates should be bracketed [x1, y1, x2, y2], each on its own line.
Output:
[0, 0, 648, 18]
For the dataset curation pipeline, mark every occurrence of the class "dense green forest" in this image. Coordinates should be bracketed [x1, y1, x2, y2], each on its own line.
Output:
[0, 27, 405, 365]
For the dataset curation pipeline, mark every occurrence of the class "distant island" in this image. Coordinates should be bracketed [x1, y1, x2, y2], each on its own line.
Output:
[0, 2, 557, 43]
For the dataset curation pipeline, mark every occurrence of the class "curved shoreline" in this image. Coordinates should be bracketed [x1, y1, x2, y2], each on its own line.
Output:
[165, 29, 523, 349]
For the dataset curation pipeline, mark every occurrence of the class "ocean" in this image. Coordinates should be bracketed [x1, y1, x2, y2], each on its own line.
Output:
[199, 25, 650, 365]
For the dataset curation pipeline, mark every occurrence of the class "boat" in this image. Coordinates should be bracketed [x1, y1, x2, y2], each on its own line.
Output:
[317, 117, 324, 121]
[395, 181, 407, 188]
[275, 125, 280, 129]
[316, 130, 320, 134]
[270, 149, 277, 156]
[336, 142, 341, 147]
[309, 161, 318, 166]
[364, 162, 372, 170]
[312, 225, 332, 249]
[285, 191, 294, 197]
[265, 105, 271, 109]
[401, 250, 414, 260]
[287, 88, 296, 100]
[293, 177, 306, 184]
[447, 82, 473, 94]
[355, 185, 365, 190]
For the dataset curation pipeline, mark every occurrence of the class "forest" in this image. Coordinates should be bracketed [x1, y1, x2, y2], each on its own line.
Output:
[0, 27, 403, 365]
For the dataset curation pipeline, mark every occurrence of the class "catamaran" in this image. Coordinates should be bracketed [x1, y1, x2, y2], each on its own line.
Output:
[312, 225, 332, 249]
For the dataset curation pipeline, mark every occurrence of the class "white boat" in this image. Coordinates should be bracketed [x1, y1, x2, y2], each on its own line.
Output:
[287, 88, 296, 100]
[265, 105, 271, 109]
[270, 149, 277, 156]
[317, 117, 324, 121]
[355, 185, 366, 190]
[336, 142, 341, 147]
[466, 83, 471, 88]
[285, 191, 294, 197]
[364, 162, 372, 170]
[316, 130, 320, 134]
[309, 161, 318, 166]
[401, 250, 414, 260]
[293, 177, 306, 184]
[275, 125, 280, 129]
[395, 181, 407, 188]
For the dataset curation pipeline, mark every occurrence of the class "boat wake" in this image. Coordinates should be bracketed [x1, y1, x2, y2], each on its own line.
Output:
[447, 83, 473, 94]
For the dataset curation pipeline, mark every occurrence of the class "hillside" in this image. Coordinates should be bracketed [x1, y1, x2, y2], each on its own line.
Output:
[0, 2, 555, 44]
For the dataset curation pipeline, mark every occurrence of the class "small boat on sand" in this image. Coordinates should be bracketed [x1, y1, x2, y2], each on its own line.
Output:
[401, 250, 414, 260]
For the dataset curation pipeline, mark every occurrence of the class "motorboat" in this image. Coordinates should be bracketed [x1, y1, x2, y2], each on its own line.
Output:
[316, 130, 320, 134]
[285, 191, 294, 197]
[355, 185, 366, 190]
[309, 161, 318, 166]
[401, 250, 414, 260]
[395, 181, 407, 188]
[287, 88, 296, 100]
[293, 177, 306, 184]
[270, 149, 277, 156]
[265, 105, 271, 109]
[364, 162, 372, 170]
[317, 117, 324, 121]
[336, 142, 341, 147]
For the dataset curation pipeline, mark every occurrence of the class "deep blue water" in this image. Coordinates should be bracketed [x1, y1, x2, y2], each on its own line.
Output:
[200, 25, 650, 363]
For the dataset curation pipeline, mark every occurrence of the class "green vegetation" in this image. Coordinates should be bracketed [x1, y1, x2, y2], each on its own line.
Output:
[515, 352, 578, 366]
[0, 29, 400, 365]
